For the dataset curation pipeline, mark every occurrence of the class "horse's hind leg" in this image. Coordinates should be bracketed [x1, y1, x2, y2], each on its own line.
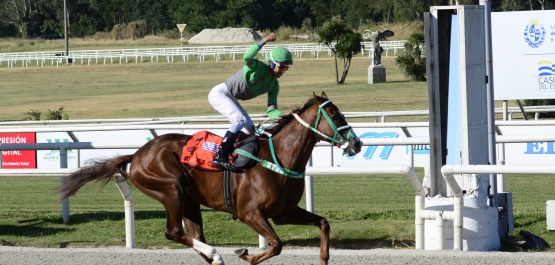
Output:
[182, 193, 211, 262]
[132, 179, 224, 265]
[272, 207, 330, 265]
[162, 192, 225, 265]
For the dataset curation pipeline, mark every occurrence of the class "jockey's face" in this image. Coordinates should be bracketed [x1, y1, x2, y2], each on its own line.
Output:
[270, 61, 288, 78]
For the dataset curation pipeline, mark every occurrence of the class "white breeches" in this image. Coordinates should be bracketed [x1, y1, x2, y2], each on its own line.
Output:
[208, 83, 255, 134]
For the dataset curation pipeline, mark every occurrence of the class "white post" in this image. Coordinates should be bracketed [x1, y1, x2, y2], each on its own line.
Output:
[258, 235, 268, 249]
[436, 216, 444, 250]
[305, 157, 314, 213]
[453, 197, 464, 250]
[60, 147, 70, 224]
[414, 195, 425, 249]
[114, 176, 135, 248]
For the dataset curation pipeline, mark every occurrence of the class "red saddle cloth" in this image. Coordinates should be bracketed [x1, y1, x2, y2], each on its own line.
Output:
[180, 130, 223, 171]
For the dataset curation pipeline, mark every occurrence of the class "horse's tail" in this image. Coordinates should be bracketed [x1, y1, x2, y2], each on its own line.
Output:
[58, 154, 134, 201]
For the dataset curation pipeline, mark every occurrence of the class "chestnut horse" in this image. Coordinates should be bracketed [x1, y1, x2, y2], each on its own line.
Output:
[59, 92, 362, 265]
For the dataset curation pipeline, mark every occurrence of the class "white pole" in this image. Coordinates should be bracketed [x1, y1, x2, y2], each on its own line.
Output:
[114, 176, 135, 248]
[414, 195, 425, 249]
[60, 147, 70, 224]
[436, 216, 444, 250]
[453, 197, 464, 250]
[258, 235, 268, 249]
[305, 157, 314, 213]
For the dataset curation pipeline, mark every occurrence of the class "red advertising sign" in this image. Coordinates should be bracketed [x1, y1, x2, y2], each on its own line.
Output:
[1, 132, 37, 169]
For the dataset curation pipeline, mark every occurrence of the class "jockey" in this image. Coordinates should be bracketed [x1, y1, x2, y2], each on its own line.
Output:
[208, 32, 293, 171]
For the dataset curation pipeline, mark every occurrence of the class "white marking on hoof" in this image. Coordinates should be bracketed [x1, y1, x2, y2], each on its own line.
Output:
[211, 253, 224, 265]
[193, 239, 225, 265]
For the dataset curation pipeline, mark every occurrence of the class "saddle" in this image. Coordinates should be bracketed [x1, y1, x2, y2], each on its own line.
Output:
[180, 130, 259, 171]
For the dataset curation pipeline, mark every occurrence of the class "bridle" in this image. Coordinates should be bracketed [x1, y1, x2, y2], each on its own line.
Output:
[238, 99, 356, 178]
[292, 100, 354, 148]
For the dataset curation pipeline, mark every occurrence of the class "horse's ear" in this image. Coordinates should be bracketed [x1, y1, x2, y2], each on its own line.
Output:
[312, 91, 318, 99]
[321, 92, 328, 99]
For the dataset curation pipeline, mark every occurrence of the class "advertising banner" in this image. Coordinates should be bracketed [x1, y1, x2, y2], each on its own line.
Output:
[312, 127, 430, 167]
[14, 125, 555, 169]
[492, 10, 555, 100]
[0, 132, 37, 169]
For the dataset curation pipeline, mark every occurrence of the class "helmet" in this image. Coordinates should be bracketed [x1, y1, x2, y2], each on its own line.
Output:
[266, 47, 293, 65]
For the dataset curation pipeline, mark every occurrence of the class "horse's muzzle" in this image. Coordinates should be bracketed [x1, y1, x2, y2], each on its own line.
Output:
[343, 136, 362, 156]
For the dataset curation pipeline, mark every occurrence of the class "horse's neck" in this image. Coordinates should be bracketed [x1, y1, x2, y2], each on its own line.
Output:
[270, 114, 317, 172]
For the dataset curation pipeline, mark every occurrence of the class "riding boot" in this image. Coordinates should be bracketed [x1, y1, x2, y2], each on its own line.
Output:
[212, 131, 238, 171]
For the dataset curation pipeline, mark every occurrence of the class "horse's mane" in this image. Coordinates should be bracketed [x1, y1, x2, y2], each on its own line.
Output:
[260, 96, 319, 138]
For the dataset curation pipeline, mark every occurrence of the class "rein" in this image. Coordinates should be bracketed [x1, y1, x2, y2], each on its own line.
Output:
[235, 147, 305, 178]
[234, 100, 352, 179]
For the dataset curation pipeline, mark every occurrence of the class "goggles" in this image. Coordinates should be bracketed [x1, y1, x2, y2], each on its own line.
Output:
[274, 61, 289, 71]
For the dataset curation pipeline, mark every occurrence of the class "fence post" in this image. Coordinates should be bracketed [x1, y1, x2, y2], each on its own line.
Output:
[60, 147, 70, 223]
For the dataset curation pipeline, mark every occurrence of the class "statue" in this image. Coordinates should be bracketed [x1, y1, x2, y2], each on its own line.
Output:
[363, 29, 394, 84]
[367, 29, 394, 66]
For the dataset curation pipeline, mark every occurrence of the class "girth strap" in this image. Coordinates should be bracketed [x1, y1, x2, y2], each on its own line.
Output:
[223, 170, 237, 220]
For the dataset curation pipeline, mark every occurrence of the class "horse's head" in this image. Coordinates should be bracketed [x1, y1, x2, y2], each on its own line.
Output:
[295, 92, 362, 156]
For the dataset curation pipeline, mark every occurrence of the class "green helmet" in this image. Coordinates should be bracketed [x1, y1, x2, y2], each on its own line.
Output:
[266, 46, 293, 65]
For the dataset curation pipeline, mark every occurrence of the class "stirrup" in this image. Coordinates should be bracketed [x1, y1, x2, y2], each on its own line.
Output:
[212, 160, 241, 172]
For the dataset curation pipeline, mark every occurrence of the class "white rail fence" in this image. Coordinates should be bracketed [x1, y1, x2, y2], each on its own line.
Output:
[0, 41, 407, 68]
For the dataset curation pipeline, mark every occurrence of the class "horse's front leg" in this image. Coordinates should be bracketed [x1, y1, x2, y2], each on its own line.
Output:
[235, 211, 282, 265]
[272, 207, 330, 265]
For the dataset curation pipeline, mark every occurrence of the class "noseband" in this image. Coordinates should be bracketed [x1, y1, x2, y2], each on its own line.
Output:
[292, 100, 353, 147]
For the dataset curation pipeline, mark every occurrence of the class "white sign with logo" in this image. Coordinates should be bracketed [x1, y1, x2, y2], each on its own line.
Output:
[492, 10, 555, 100]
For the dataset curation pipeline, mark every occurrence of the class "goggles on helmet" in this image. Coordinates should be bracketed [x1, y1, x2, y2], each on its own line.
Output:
[274, 61, 289, 71]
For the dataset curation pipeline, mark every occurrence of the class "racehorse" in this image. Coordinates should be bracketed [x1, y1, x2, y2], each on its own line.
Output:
[59, 92, 362, 265]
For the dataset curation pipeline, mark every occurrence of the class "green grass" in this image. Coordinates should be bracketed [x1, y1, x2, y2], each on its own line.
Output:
[0, 174, 416, 249]
[0, 54, 433, 122]
[0, 173, 554, 251]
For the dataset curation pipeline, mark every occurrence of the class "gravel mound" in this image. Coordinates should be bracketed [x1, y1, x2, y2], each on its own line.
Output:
[188, 28, 262, 44]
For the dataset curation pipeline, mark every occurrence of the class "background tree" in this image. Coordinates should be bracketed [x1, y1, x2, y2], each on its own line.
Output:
[125, 0, 172, 35]
[395, 32, 426, 81]
[168, 0, 224, 32]
[317, 18, 363, 84]
[0, 0, 31, 38]
[2, 0, 555, 39]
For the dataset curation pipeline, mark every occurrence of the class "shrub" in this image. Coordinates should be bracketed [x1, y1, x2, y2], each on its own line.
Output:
[23, 109, 42, 121]
[395, 32, 426, 81]
[22, 106, 68, 121]
[111, 20, 147, 40]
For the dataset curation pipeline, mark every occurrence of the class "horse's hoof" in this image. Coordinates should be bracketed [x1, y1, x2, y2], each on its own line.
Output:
[211, 255, 225, 265]
[233, 248, 248, 257]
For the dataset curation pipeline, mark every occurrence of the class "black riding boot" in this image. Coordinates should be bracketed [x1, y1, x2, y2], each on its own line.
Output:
[212, 131, 237, 171]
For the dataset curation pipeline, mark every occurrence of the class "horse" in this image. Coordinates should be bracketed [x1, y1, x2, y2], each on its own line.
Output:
[59, 92, 362, 265]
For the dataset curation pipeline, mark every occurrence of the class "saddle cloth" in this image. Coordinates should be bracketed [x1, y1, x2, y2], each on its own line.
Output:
[180, 130, 223, 171]
[180, 130, 259, 171]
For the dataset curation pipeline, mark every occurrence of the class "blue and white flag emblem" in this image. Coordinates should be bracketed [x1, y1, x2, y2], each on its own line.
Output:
[202, 142, 219, 153]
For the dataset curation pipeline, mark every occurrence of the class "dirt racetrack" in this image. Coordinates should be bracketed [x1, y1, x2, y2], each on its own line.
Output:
[0, 246, 553, 265]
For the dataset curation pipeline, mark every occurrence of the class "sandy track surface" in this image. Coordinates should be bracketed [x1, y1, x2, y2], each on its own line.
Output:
[1, 246, 553, 265]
